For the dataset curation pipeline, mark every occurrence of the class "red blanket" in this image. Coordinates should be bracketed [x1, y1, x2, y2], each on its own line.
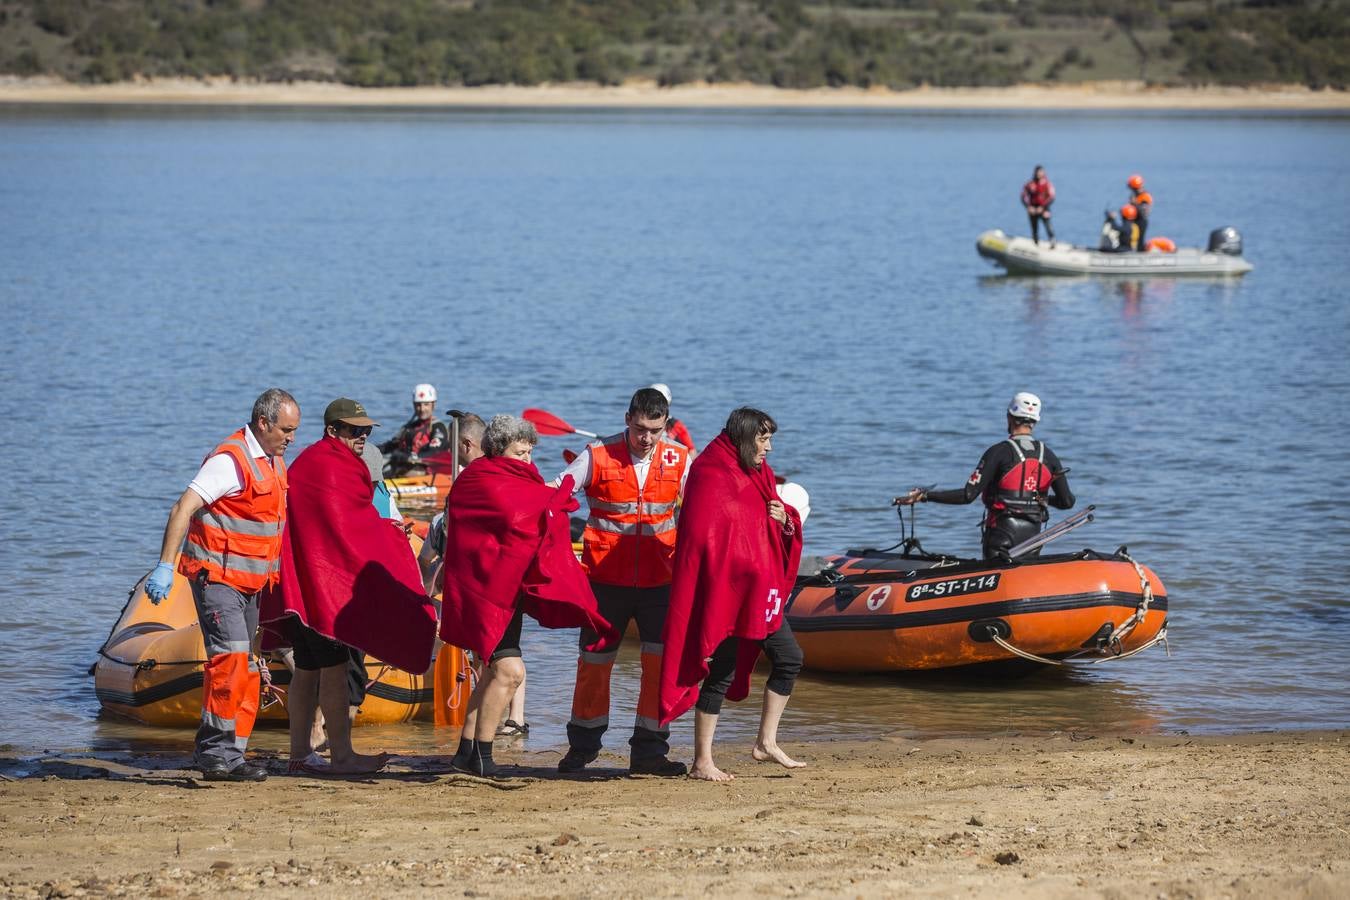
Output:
[658, 432, 802, 725]
[261, 436, 438, 673]
[438, 455, 615, 659]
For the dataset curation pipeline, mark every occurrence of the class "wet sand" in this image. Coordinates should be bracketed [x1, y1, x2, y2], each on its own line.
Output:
[1, 77, 1348, 110]
[2, 730, 1345, 897]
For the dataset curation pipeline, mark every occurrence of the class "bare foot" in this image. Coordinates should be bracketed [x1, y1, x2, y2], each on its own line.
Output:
[752, 743, 806, 769]
[688, 761, 734, 782]
[328, 750, 390, 775]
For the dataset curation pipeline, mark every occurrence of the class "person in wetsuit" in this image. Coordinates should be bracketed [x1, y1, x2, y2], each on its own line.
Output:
[895, 392, 1074, 560]
[379, 383, 450, 477]
[1020, 166, 1056, 246]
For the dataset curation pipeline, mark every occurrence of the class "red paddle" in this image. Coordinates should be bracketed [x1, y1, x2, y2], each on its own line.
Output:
[522, 408, 598, 439]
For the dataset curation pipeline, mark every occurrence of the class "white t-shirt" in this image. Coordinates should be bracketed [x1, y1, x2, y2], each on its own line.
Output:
[187, 426, 268, 505]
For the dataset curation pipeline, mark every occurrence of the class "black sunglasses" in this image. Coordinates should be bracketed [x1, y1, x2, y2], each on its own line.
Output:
[337, 423, 373, 438]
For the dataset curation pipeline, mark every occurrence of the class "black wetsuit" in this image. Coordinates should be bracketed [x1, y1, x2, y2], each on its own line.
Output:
[925, 433, 1075, 560]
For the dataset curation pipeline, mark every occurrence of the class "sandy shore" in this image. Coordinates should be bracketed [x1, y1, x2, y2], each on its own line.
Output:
[2, 730, 1346, 897]
[1, 77, 1347, 110]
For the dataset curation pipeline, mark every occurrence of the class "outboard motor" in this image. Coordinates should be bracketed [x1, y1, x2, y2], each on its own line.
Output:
[1208, 226, 1243, 256]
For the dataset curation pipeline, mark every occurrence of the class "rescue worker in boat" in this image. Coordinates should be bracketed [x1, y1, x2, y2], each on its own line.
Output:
[1020, 165, 1056, 246]
[1127, 173, 1152, 245]
[379, 383, 450, 477]
[143, 387, 300, 781]
[648, 382, 696, 456]
[894, 392, 1075, 561]
[553, 387, 692, 776]
[1102, 204, 1142, 253]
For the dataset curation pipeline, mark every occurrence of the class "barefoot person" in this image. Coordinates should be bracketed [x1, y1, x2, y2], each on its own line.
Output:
[659, 408, 806, 781]
[262, 398, 439, 775]
[439, 415, 615, 776]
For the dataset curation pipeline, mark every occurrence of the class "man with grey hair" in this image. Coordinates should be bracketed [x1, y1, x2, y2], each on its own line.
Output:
[144, 387, 300, 781]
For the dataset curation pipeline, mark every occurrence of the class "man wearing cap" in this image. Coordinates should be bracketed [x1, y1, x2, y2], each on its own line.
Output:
[270, 398, 394, 775]
[895, 392, 1075, 560]
[379, 383, 450, 477]
[553, 387, 691, 776]
[144, 387, 301, 781]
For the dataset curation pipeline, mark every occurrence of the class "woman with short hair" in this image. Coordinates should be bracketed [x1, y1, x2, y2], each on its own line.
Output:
[659, 407, 806, 782]
[439, 415, 614, 776]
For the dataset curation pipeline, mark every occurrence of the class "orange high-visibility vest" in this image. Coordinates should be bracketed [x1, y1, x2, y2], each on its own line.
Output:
[178, 428, 287, 594]
[582, 431, 688, 588]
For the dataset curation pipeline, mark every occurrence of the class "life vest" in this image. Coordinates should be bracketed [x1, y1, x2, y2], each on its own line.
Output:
[1145, 236, 1176, 253]
[582, 431, 689, 587]
[988, 436, 1053, 524]
[1023, 178, 1053, 208]
[398, 415, 441, 455]
[667, 418, 695, 451]
[179, 428, 287, 594]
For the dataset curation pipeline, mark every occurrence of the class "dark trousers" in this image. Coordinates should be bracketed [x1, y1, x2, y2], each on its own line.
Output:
[567, 583, 671, 761]
[695, 620, 803, 716]
[982, 515, 1043, 560]
[1028, 210, 1054, 243]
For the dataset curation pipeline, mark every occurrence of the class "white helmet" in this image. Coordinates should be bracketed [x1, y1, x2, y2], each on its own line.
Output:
[647, 383, 672, 403]
[1008, 391, 1042, 422]
[413, 383, 437, 403]
[778, 482, 811, 526]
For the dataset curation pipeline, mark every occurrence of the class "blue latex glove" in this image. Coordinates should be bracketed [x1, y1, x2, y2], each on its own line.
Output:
[145, 562, 175, 604]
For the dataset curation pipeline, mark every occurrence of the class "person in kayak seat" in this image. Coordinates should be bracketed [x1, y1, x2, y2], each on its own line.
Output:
[1101, 204, 1142, 253]
[379, 382, 450, 477]
[895, 392, 1075, 561]
[1020, 165, 1056, 246]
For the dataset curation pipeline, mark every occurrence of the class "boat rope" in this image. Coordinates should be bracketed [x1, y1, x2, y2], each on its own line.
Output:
[983, 548, 1170, 666]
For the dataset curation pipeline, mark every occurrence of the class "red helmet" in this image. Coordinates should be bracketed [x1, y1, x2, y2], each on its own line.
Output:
[1127, 174, 1144, 191]
[1121, 203, 1138, 221]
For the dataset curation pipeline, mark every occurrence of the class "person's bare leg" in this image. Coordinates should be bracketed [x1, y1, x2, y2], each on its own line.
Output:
[689, 709, 733, 782]
[287, 667, 320, 762]
[320, 663, 388, 774]
[505, 672, 526, 726]
[751, 689, 805, 769]
[475, 658, 524, 743]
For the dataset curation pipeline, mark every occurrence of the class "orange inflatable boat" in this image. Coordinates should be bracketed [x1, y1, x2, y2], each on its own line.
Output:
[788, 546, 1168, 672]
[94, 543, 471, 729]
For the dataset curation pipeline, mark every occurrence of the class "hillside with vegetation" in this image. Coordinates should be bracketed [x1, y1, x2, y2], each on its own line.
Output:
[1, 0, 1346, 90]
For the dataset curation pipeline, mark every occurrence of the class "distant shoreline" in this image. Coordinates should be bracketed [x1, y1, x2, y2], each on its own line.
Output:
[2, 76, 1348, 110]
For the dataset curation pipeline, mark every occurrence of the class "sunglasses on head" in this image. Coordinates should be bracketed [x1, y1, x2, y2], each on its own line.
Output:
[337, 423, 373, 438]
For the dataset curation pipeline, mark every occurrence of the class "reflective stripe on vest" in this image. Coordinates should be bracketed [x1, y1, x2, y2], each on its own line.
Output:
[582, 431, 688, 588]
[179, 428, 287, 594]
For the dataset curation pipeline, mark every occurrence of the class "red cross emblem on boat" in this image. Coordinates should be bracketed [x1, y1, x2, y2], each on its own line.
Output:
[662, 448, 679, 467]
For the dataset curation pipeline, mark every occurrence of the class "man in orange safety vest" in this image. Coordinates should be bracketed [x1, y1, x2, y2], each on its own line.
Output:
[554, 387, 691, 776]
[144, 388, 300, 781]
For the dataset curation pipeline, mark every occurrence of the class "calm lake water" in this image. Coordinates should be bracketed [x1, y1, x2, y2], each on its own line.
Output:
[1, 105, 1348, 757]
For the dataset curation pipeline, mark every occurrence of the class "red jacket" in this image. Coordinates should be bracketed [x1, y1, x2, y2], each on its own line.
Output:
[1022, 177, 1055, 209]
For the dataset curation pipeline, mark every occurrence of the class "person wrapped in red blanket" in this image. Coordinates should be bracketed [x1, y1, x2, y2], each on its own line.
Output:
[440, 414, 615, 776]
[659, 408, 806, 781]
[262, 397, 439, 775]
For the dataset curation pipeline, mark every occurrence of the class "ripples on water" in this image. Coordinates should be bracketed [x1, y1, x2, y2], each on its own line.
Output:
[1, 105, 1348, 752]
